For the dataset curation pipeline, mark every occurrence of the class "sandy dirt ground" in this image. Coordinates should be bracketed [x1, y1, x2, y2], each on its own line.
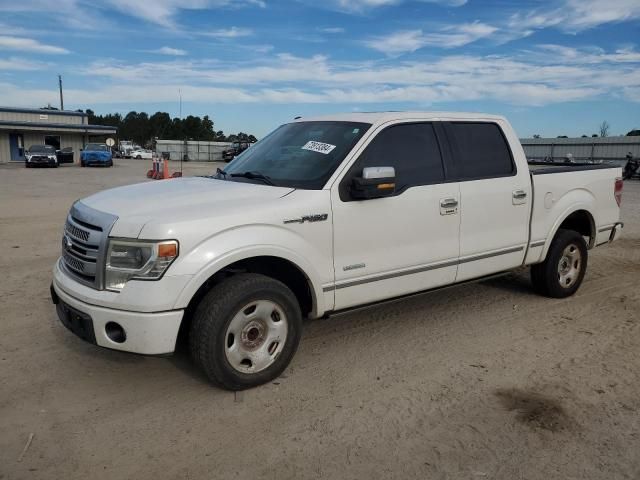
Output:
[1, 159, 639, 480]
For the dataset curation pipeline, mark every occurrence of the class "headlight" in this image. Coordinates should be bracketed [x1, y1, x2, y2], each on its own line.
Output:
[48, 155, 57, 160]
[105, 239, 178, 291]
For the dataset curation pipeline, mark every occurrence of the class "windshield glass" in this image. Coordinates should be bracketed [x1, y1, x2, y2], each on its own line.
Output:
[85, 144, 108, 151]
[222, 121, 371, 189]
[28, 145, 55, 153]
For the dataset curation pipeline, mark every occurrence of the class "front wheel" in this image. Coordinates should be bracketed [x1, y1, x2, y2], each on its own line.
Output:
[531, 229, 588, 298]
[189, 273, 302, 390]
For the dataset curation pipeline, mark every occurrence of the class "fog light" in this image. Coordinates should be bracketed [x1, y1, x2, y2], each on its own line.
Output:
[105, 322, 126, 343]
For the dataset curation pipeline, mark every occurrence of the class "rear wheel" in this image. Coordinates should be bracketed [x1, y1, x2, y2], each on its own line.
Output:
[531, 229, 588, 298]
[189, 273, 302, 390]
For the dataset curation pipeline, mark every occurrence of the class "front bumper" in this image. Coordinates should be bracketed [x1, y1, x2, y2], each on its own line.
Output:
[82, 159, 112, 166]
[27, 158, 57, 166]
[51, 281, 183, 355]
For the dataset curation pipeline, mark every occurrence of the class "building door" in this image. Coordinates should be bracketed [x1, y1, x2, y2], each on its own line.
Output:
[45, 135, 61, 151]
[9, 133, 25, 161]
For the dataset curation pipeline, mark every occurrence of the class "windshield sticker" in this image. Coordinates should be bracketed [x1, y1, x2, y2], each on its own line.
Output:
[302, 141, 336, 155]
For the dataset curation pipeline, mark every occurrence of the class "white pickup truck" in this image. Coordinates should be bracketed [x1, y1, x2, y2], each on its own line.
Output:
[51, 112, 624, 390]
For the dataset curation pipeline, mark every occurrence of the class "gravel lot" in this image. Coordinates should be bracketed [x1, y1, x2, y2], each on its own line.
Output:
[1, 159, 639, 480]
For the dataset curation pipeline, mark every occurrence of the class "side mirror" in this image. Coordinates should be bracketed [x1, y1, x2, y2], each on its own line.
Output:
[80, 148, 83, 151]
[350, 166, 396, 200]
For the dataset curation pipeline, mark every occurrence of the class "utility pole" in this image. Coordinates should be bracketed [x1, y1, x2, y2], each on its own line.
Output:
[58, 75, 64, 110]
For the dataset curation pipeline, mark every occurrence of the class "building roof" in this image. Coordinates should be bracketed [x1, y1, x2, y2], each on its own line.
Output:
[521, 136, 640, 145]
[0, 106, 87, 117]
[0, 120, 116, 134]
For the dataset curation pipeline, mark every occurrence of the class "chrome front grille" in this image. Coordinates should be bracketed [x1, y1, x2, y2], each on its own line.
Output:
[60, 202, 117, 289]
[65, 222, 90, 242]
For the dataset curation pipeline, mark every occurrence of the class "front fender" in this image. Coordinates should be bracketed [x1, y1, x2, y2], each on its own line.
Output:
[172, 224, 333, 317]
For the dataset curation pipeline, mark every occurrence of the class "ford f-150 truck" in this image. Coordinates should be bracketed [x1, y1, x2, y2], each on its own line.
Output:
[51, 112, 624, 390]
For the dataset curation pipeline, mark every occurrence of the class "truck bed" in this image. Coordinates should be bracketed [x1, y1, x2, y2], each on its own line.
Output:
[528, 161, 619, 175]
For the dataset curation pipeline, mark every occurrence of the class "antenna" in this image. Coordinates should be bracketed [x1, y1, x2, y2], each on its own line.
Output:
[58, 74, 64, 110]
[179, 88, 182, 119]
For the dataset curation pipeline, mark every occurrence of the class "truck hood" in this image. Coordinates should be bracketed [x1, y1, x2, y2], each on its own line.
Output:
[80, 177, 294, 238]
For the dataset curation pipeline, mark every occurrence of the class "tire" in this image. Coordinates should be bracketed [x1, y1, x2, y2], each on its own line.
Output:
[136, 155, 142, 159]
[531, 229, 588, 298]
[80, 161, 85, 167]
[189, 273, 302, 390]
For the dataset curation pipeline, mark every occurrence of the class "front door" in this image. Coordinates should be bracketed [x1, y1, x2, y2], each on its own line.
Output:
[330, 122, 460, 310]
[9, 133, 24, 161]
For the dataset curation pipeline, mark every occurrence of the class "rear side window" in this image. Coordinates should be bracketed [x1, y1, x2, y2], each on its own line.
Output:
[444, 123, 514, 180]
[341, 123, 444, 199]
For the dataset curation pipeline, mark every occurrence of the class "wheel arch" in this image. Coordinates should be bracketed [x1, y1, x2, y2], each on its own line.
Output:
[175, 248, 325, 330]
[541, 207, 596, 260]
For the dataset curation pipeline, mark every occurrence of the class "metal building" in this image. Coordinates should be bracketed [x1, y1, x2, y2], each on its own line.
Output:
[0, 106, 117, 164]
[520, 136, 640, 166]
[155, 139, 232, 162]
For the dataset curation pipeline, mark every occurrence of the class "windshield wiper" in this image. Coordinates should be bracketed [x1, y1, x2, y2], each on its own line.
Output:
[216, 168, 228, 178]
[230, 171, 275, 186]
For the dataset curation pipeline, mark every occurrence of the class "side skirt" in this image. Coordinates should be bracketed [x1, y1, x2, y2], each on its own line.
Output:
[322, 269, 517, 319]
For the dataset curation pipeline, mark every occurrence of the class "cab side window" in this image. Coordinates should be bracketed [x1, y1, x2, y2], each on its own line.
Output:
[340, 123, 444, 200]
[443, 122, 515, 180]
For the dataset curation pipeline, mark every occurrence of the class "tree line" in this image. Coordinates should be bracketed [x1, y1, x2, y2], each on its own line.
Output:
[83, 109, 257, 146]
[532, 120, 640, 139]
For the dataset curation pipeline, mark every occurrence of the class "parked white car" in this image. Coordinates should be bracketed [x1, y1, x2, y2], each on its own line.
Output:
[51, 112, 624, 390]
[131, 149, 153, 159]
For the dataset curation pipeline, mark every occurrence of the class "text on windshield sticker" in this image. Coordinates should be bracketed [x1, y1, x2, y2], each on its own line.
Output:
[302, 141, 336, 155]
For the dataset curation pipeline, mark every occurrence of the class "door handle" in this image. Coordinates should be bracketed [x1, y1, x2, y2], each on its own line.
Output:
[440, 198, 459, 208]
[440, 197, 458, 215]
[513, 190, 527, 199]
[512, 189, 527, 205]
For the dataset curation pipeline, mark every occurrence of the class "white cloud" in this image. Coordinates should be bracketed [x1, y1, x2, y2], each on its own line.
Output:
[0, 57, 49, 70]
[204, 26, 253, 38]
[365, 30, 425, 55]
[0, 36, 69, 54]
[19, 46, 635, 109]
[364, 22, 498, 54]
[151, 46, 188, 56]
[0, 0, 264, 29]
[329, 0, 467, 13]
[509, 0, 640, 33]
[534, 44, 640, 64]
[319, 27, 345, 34]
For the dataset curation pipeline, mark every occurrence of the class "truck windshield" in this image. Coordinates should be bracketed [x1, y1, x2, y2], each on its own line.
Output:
[221, 121, 371, 189]
[85, 144, 108, 151]
[28, 145, 56, 153]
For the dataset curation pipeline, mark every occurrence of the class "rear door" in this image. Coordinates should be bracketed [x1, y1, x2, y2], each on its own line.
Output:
[441, 121, 531, 282]
[330, 122, 460, 310]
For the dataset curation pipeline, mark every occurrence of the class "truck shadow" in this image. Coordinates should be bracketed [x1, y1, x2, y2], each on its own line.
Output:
[479, 270, 538, 297]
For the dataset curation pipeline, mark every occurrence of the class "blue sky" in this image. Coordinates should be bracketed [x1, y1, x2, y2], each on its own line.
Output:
[0, 0, 638, 138]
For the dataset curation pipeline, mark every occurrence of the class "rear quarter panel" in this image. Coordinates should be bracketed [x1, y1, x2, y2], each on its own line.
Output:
[526, 167, 622, 264]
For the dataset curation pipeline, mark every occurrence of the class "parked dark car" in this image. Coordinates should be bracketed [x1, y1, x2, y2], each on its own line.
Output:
[56, 147, 74, 164]
[80, 143, 113, 167]
[222, 141, 252, 162]
[25, 145, 58, 168]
